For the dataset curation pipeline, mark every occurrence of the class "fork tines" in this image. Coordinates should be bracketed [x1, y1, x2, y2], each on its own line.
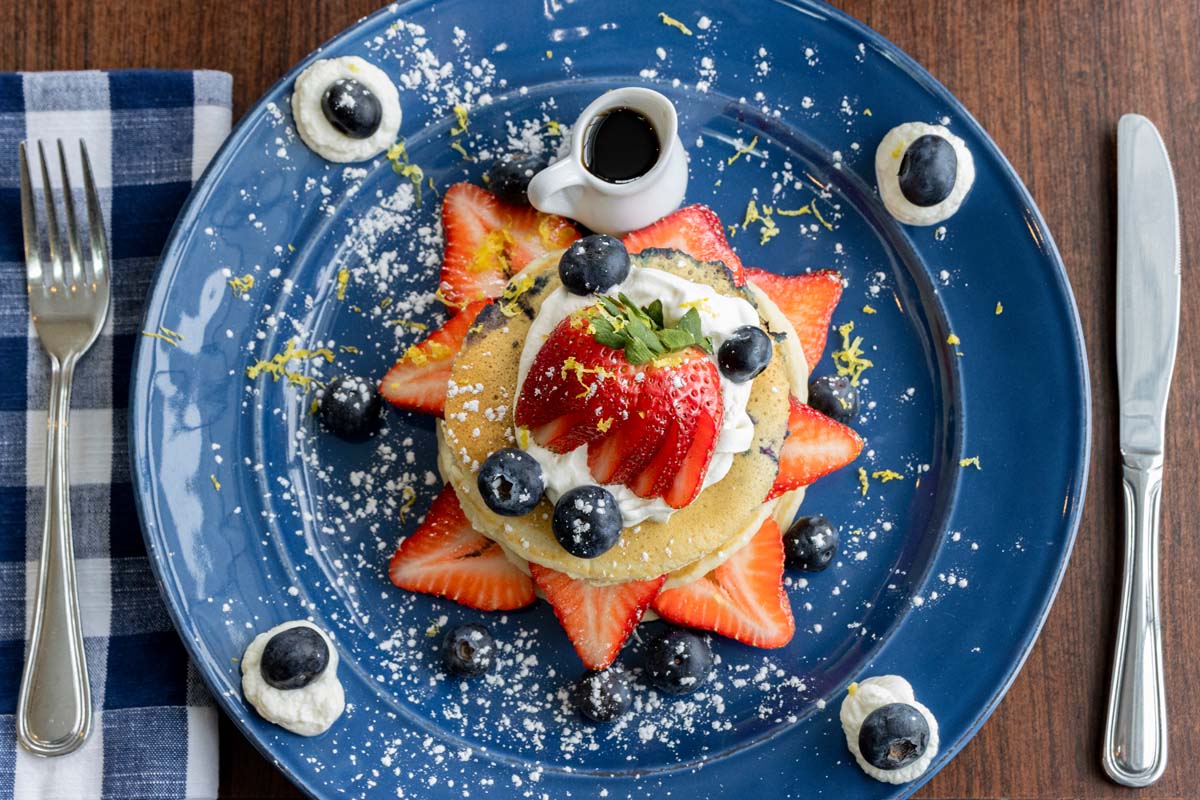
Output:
[19, 139, 109, 294]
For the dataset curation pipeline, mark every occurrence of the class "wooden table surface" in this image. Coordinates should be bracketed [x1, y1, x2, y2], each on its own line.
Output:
[6, 1, 1197, 797]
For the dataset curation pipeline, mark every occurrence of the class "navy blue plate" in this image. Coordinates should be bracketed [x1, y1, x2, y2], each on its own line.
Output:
[130, 1, 1089, 798]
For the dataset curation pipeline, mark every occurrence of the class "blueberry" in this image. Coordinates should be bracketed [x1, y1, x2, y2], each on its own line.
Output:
[717, 325, 773, 383]
[858, 702, 930, 770]
[783, 515, 838, 572]
[644, 629, 713, 695]
[572, 667, 633, 722]
[477, 448, 545, 516]
[808, 374, 859, 424]
[558, 235, 631, 295]
[260, 625, 330, 690]
[552, 485, 623, 558]
[321, 79, 383, 140]
[441, 623, 495, 677]
[897, 134, 957, 207]
[484, 152, 549, 206]
[319, 375, 382, 442]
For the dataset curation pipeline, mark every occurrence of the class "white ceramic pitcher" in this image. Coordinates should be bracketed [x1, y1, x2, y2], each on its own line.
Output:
[528, 87, 687, 235]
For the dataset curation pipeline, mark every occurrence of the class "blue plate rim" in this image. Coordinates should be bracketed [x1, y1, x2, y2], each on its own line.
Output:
[128, 1, 1093, 798]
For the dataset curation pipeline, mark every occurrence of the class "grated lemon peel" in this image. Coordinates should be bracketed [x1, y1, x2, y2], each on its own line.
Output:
[228, 273, 255, 297]
[831, 321, 874, 385]
[335, 268, 350, 301]
[862, 305, 877, 314]
[858, 467, 869, 496]
[658, 11, 693, 35]
[727, 135, 759, 165]
[959, 456, 981, 470]
[872, 469, 903, 483]
[499, 273, 537, 317]
[386, 140, 425, 206]
[246, 339, 334, 393]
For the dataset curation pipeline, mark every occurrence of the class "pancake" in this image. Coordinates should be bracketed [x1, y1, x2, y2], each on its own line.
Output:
[439, 249, 806, 583]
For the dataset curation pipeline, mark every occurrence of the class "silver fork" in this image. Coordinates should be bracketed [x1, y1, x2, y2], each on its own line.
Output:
[16, 140, 110, 757]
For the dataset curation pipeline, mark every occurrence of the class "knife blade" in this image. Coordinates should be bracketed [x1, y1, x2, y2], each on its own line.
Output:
[1104, 113, 1179, 789]
[1117, 114, 1181, 456]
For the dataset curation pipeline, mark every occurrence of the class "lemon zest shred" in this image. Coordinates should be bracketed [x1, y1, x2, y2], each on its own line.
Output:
[449, 140, 473, 161]
[499, 273, 537, 318]
[858, 467, 869, 496]
[450, 104, 469, 136]
[872, 469, 903, 483]
[545, 120, 562, 136]
[946, 333, 961, 345]
[810, 200, 834, 231]
[386, 140, 425, 206]
[336, 268, 350, 301]
[726, 135, 759, 165]
[995, 301, 1004, 315]
[658, 11, 693, 35]
[831, 321, 874, 385]
[727, 224, 738, 238]
[142, 331, 180, 347]
[245, 339, 335, 393]
[339, 345, 359, 354]
[679, 297, 713, 314]
[379, 297, 393, 309]
[597, 418, 614, 433]
[742, 199, 762, 228]
[398, 486, 418, 520]
[862, 305, 877, 314]
[847, 681, 859, 696]
[959, 456, 982, 470]
[383, 318, 429, 331]
[210, 474, 221, 491]
[775, 206, 812, 217]
[228, 273, 255, 297]
[518, 427, 530, 449]
[472, 228, 515, 273]
[435, 286, 471, 311]
[287, 244, 295, 252]
[159, 325, 181, 339]
[561, 356, 611, 398]
[309, 398, 320, 415]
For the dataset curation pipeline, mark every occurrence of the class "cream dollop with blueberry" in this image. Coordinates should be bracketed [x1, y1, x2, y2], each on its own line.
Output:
[292, 56, 401, 162]
[840, 675, 939, 784]
[876, 122, 975, 226]
[241, 620, 345, 736]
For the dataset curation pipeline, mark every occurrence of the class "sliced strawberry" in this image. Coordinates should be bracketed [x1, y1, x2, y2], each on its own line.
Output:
[389, 485, 535, 611]
[515, 309, 640, 452]
[439, 183, 580, 310]
[663, 411, 720, 508]
[529, 565, 665, 669]
[652, 518, 794, 647]
[745, 267, 843, 368]
[626, 351, 723, 505]
[587, 411, 669, 485]
[379, 301, 488, 416]
[623, 204, 746, 285]
[767, 397, 864, 500]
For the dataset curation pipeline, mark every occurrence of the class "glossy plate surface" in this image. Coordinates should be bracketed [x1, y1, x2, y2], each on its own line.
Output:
[130, 1, 1090, 798]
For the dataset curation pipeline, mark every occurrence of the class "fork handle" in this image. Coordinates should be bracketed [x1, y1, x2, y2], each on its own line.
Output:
[1103, 455, 1168, 786]
[17, 356, 92, 756]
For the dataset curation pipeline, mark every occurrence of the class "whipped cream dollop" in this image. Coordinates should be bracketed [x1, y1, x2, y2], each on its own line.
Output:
[839, 675, 939, 784]
[241, 621, 346, 737]
[515, 263, 761, 525]
[292, 57, 402, 163]
[875, 122, 974, 226]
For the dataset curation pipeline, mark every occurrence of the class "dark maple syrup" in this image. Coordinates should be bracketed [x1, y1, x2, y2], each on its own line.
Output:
[584, 107, 660, 183]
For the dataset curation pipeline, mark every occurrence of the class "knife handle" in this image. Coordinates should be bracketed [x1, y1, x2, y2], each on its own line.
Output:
[1103, 455, 1168, 787]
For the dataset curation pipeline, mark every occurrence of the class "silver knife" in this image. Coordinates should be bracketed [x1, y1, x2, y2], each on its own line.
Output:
[1103, 114, 1180, 787]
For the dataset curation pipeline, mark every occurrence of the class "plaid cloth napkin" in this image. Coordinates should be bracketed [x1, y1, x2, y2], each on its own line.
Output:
[0, 70, 230, 800]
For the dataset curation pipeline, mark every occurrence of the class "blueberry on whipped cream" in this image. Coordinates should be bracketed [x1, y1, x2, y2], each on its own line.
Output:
[241, 621, 345, 736]
[292, 56, 401, 163]
[840, 675, 939, 783]
[875, 122, 974, 226]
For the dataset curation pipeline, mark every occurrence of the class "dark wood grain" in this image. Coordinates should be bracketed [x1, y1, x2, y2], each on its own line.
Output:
[4, 1, 1197, 797]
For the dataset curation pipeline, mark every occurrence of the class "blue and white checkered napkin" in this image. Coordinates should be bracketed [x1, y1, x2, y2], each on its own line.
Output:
[0, 70, 231, 800]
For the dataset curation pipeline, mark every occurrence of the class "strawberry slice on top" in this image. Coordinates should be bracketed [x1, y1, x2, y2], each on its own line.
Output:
[529, 564, 665, 670]
[514, 301, 724, 509]
[652, 517, 794, 648]
[439, 183, 580, 310]
[767, 397, 863, 499]
[379, 300, 488, 417]
[744, 267, 842, 369]
[623, 204, 746, 286]
[389, 485, 536, 611]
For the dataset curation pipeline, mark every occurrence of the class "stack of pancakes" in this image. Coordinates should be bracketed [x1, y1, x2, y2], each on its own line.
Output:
[438, 249, 808, 589]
